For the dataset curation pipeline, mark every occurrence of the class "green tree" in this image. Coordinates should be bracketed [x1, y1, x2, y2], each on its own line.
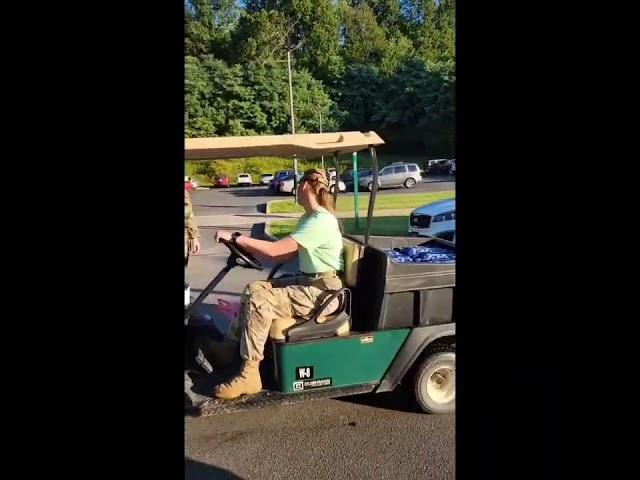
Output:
[435, 0, 455, 61]
[289, 69, 338, 133]
[185, 55, 267, 137]
[290, 0, 343, 81]
[339, 1, 387, 66]
[334, 65, 384, 131]
[379, 33, 415, 74]
[184, 0, 240, 58]
[184, 0, 455, 156]
[230, 9, 294, 64]
[350, 0, 404, 31]
[185, 56, 222, 136]
[370, 59, 455, 154]
[402, 0, 455, 63]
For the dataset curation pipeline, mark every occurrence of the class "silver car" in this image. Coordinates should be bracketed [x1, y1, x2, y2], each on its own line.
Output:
[359, 162, 422, 191]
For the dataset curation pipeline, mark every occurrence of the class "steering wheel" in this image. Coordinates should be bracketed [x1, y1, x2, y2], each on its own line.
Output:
[220, 238, 263, 270]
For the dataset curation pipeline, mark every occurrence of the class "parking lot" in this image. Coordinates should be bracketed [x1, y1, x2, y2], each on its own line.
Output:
[191, 175, 455, 217]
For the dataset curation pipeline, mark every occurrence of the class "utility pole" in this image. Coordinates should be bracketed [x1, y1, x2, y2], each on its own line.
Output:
[287, 48, 299, 202]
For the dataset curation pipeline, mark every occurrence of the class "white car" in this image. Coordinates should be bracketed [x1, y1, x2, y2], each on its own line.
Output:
[236, 173, 253, 187]
[408, 198, 455, 239]
[327, 168, 337, 180]
[260, 173, 274, 185]
[329, 179, 346, 193]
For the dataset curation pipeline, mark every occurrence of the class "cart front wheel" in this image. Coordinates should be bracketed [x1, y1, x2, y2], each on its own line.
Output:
[412, 345, 455, 414]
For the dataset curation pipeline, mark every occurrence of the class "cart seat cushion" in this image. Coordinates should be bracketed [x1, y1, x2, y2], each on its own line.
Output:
[270, 311, 350, 341]
[270, 317, 297, 340]
[342, 238, 363, 288]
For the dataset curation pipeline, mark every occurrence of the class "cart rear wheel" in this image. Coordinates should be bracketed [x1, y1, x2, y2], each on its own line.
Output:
[412, 344, 455, 414]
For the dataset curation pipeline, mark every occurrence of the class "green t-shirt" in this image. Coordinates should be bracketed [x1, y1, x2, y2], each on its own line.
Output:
[290, 207, 344, 273]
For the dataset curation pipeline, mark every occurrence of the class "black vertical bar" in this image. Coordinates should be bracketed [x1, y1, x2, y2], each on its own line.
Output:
[332, 152, 339, 205]
[184, 265, 232, 322]
[364, 146, 379, 246]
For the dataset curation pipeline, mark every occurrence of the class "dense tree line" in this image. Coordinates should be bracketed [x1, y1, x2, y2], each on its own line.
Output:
[185, 0, 455, 156]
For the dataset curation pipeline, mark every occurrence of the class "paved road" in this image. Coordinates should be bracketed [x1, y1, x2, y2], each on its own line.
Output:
[186, 397, 455, 480]
[191, 176, 455, 217]
[185, 219, 455, 480]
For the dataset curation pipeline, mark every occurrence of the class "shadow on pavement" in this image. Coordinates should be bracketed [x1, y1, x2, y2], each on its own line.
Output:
[185, 459, 245, 480]
[197, 225, 254, 231]
[227, 188, 273, 198]
[335, 389, 422, 414]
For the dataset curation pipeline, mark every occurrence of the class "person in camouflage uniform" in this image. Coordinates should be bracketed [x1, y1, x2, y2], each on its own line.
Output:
[185, 186, 201, 262]
[211, 169, 344, 400]
[185, 186, 201, 309]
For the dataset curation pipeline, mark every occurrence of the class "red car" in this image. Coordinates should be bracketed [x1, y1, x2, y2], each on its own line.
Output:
[214, 175, 230, 188]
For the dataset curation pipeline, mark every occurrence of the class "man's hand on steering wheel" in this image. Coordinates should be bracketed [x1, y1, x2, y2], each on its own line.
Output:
[215, 230, 263, 270]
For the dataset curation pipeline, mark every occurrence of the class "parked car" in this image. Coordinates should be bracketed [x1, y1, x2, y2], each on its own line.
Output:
[236, 173, 253, 187]
[327, 167, 337, 180]
[260, 173, 274, 185]
[276, 173, 303, 194]
[408, 198, 456, 239]
[214, 174, 230, 188]
[270, 170, 294, 190]
[359, 163, 422, 191]
[342, 168, 373, 191]
[184, 176, 199, 191]
[425, 159, 451, 175]
[448, 159, 456, 176]
[329, 179, 347, 193]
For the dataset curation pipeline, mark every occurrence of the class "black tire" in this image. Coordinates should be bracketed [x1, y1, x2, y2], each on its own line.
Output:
[329, 185, 336, 194]
[367, 182, 374, 192]
[404, 178, 416, 189]
[412, 344, 455, 414]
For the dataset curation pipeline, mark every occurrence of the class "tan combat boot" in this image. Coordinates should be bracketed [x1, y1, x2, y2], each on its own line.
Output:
[213, 360, 262, 399]
[198, 338, 239, 369]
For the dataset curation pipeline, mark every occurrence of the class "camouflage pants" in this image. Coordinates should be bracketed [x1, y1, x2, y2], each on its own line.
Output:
[226, 274, 343, 362]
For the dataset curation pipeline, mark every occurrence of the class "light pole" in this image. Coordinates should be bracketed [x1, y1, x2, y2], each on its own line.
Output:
[287, 50, 296, 136]
[285, 43, 302, 202]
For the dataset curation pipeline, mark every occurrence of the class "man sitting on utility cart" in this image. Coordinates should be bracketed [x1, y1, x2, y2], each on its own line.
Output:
[212, 168, 344, 399]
